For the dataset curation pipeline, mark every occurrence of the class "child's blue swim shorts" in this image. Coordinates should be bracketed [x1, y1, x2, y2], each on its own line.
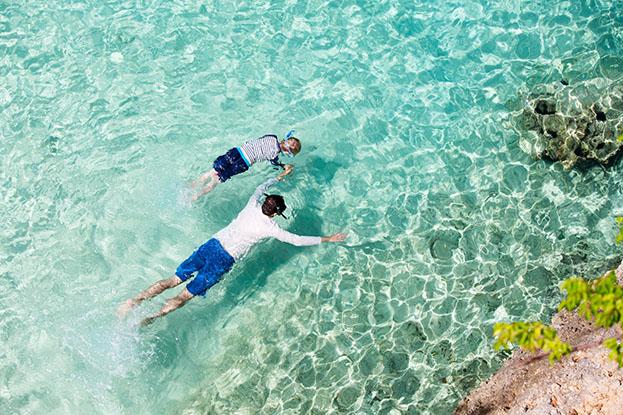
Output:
[213, 148, 250, 182]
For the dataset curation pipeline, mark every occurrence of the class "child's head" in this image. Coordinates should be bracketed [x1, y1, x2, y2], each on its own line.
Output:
[282, 137, 301, 157]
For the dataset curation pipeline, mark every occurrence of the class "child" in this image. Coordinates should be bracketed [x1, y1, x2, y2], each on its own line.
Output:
[192, 131, 301, 201]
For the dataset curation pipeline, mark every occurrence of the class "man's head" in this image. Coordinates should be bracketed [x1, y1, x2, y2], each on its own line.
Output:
[281, 137, 301, 157]
[262, 194, 288, 218]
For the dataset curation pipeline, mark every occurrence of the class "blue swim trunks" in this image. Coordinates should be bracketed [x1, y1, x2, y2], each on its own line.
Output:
[213, 148, 250, 182]
[175, 238, 235, 296]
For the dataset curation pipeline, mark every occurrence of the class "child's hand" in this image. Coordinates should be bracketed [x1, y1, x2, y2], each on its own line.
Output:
[277, 164, 294, 180]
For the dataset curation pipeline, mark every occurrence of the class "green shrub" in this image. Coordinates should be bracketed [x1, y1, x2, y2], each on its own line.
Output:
[617, 217, 623, 244]
[493, 218, 623, 366]
[493, 322, 572, 363]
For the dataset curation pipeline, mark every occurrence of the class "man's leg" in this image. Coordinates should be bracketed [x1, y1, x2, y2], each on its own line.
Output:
[141, 288, 194, 326]
[117, 275, 183, 317]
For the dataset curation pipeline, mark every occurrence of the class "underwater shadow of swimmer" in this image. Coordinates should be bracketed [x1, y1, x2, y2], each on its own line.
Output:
[302, 155, 343, 186]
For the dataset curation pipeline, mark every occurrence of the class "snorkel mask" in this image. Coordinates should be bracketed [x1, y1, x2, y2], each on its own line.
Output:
[283, 129, 296, 158]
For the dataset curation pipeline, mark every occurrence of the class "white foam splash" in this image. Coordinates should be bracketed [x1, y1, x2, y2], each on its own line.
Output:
[110, 52, 124, 63]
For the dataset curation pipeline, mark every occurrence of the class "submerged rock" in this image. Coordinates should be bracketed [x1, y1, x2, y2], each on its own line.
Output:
[454, 261, 623, 415]
[514, 79, 623, 169]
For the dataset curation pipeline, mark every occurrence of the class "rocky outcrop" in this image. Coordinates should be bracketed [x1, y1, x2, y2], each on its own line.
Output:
[454, 262, 623, 415]
[515, 79, 623, 169]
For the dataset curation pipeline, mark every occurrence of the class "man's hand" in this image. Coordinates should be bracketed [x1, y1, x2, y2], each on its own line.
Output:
[277, 164, 294, 181]
[322, 233, 348, 243]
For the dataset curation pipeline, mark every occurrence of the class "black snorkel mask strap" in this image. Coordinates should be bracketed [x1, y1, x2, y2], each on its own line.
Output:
[262, 193, 289, 219]
[270, 157, 286, 170]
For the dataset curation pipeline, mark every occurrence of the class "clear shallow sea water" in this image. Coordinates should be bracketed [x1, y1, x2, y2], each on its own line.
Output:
[1, 0, 623, 414]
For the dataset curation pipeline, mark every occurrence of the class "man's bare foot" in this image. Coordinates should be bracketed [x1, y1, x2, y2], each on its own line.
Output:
[140, 316, 156, 326]
[117, 299, 135, 318]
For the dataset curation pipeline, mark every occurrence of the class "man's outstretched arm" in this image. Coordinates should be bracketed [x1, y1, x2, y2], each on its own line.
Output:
[271, 228, 348, 246]
[247, 165, 294, 205]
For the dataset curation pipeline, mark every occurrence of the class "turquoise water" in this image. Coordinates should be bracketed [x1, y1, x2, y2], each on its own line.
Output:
[1, 0, 623, 414]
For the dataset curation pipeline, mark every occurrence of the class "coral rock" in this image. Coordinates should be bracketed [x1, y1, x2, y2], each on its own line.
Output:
[514, 80, 623, 169]
[454, 263, 623, 415]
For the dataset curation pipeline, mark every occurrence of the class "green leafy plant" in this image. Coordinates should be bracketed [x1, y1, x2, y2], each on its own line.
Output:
[604, 338, 623, 367]
[493, 322, 572, 363]
[618, 133, 623, 143]
[617, 216, 623, 244]
[559, 272, 623, 327]
[493, 220, 623, 366]
[494, 273, 623, 366]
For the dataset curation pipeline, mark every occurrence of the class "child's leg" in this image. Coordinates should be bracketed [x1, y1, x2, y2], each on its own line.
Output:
[192, 171, 221, 201]
[192, 169, 217, 188]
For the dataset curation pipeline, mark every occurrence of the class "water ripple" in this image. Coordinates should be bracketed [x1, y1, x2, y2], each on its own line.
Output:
[1, 0, 622, 414]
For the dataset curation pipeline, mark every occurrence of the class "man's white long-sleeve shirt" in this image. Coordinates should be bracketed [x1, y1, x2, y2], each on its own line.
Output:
[214, 179, 322, 260]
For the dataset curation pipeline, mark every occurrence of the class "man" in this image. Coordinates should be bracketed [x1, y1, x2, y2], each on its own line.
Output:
[192, 131, 302, 201]
[119, 166, 347, 325]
